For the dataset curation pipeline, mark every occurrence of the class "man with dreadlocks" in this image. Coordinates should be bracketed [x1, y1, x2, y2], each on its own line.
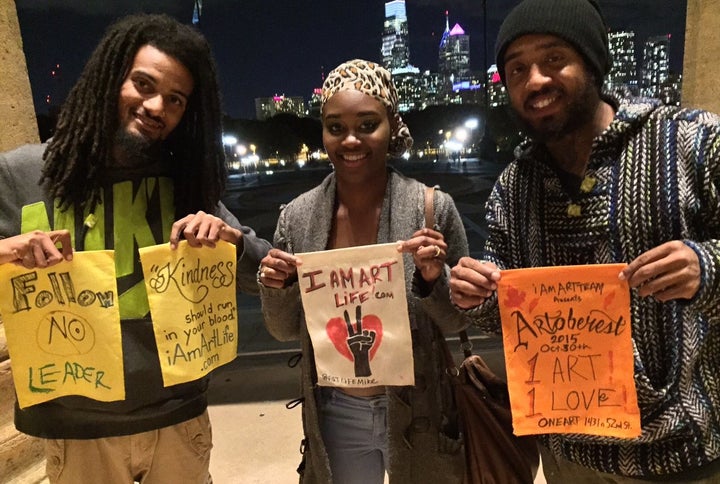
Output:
[0, 14, 270, 483]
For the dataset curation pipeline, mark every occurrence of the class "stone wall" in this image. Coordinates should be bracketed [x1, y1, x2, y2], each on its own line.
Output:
[0, 1, 45, 481]
[682, 0, 720, 113]
[0, 0, 38, 152]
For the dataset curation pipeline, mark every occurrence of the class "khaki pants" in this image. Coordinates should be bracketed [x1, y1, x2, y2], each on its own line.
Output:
[45, 410, 213, 484]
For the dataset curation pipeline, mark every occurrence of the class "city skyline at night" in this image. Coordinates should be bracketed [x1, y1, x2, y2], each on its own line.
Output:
[16, 0, 687, 119]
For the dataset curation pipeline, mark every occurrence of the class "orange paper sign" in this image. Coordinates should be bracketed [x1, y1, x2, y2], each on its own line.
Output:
[497, 264, 640, 438]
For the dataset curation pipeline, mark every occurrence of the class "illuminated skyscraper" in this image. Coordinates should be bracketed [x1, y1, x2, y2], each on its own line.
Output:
[605, 31, 637, 94]
[255, 95, 306, 120]
[487, 65, 508, 107]
[192, 0, 202, 26]
[438, 11, 470, 93]
[308, 88, 323, 119]
[641, 34, 671, 99]
[381, 0, 410, 70]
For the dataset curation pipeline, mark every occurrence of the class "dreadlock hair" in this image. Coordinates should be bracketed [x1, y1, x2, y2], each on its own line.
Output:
[41, 13, 226, 217]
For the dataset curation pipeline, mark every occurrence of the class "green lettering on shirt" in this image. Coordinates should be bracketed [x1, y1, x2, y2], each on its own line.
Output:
[20, 177, 175, 320]
[21, 202, 52, 233]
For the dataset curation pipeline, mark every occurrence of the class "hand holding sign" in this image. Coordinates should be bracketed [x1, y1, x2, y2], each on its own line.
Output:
[169, 210, 244, 250]
[397, 228, 448, 283]
[0, 230, 73, 268]
[449, 257, 501, 309]
[259, 248, 301, 289]
[619, 240, 701, 301]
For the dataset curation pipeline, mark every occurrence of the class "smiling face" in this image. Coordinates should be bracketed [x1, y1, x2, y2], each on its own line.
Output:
[322, 90, 392, 185]
[503, 34, 600, 143]
[117, 45, 194, 146]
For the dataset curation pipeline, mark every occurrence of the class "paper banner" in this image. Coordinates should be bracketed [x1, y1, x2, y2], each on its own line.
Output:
[298, 243, 414, 387]
[497, 264, 640, 438]
[0, 251, 124, 408]
[139, 240, 238, 387]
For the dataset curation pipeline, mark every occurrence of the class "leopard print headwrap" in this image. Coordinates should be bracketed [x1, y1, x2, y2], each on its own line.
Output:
[322, 59, 413, 157]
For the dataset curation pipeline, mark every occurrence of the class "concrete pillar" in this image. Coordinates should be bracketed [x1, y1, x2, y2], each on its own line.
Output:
[0, 3, 45, 482]
[0, 0, 39, 151]
[0, 0, 37, 352]
[682, 0, 720, 113]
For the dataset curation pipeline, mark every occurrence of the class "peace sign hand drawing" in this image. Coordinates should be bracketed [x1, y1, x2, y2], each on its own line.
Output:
[344, 305, 376, 377]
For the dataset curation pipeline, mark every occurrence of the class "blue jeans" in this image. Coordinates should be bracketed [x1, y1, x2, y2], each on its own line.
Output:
[317, 387, 389, 484]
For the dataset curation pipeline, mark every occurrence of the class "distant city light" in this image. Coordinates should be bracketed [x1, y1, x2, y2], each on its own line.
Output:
[241, 154, 259, 165]
[222, 135, 237, 145]
[445, 140, 463, 152]
[464, 118, 479, 130]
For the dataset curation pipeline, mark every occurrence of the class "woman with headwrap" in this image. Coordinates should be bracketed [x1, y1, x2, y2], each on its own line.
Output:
[258, 59, 469, 483]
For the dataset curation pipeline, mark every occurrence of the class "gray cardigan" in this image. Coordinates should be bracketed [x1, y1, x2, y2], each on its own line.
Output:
[260, 168, 469, 483]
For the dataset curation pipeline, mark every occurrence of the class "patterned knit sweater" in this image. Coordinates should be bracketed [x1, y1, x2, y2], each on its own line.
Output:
[469, 96, 720, 478]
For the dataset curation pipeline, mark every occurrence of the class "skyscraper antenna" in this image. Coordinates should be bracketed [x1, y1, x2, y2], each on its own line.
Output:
[192, 0, 203, 26]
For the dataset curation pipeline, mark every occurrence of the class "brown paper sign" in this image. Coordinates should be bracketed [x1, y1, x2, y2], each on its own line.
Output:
[298, 243, 414, 387]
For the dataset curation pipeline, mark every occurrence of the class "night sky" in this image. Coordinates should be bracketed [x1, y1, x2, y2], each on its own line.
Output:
[16, 0, 687, 119]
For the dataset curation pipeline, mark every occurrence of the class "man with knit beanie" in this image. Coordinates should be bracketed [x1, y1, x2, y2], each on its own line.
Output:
[450, 0, 720, 482]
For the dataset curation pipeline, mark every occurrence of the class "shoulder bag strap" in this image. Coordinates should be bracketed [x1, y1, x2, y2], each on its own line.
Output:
[423, 185, 473, 366]
[424, 185, 435, 229]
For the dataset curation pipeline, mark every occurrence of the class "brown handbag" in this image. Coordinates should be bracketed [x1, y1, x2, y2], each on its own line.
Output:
[424, 186, 538, 484]
[443, 334, 539, 484]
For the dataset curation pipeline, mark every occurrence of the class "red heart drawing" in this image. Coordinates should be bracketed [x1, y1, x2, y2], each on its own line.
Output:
[326, 312, 383, 362]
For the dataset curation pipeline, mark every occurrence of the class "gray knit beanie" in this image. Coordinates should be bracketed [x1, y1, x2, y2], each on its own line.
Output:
[495, 0, 611, 86]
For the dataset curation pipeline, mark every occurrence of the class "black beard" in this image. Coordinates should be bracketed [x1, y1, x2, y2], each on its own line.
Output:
[111, 128, 164, 168]
[512, 81, 599, 144]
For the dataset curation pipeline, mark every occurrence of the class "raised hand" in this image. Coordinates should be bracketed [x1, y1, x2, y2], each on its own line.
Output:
[0, 230, 73, 268]
[619, 240, 701, 301]
[449, 257, 501, 309]
[397, 227, 448, 283]
[169, 211, 243, 249]
[258, 248, 301, 289]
